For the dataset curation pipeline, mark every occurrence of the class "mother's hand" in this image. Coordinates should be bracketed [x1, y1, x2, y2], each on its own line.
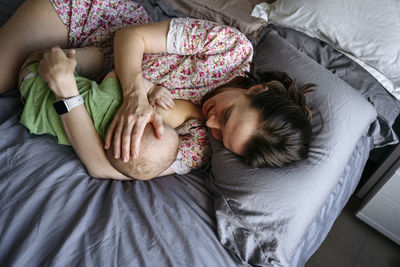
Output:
[104, 92, 164, 162]
[37, 46, 77, 99]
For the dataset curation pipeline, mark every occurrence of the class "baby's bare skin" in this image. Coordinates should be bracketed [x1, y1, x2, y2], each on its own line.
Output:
[105, 71, 204, 129]
[156, 99, 204, 129]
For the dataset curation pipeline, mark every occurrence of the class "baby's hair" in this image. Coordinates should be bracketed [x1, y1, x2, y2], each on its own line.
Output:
[106, 124, 179, 180]
[236, 67, 315, 168]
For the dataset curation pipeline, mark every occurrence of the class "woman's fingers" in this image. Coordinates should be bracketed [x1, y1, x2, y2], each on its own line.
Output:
[112, 119, 125, 159]
[149, 97, 156, 108]
[151, 111, 165, 139]
[66, 49, 76, 59]
[130, 116, 149, 159]
[105, 96, 163, 161]
[121, 114, 137, 162]
[104, 113, 118, 149]
[37, 46, 77, 98]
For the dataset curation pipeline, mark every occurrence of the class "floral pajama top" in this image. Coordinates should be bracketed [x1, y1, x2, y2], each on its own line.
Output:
[50, 0, 253, 174]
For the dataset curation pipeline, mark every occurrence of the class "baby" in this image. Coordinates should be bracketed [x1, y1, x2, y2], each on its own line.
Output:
[106, 123, 179, 180]
[18, 51, 206, 180]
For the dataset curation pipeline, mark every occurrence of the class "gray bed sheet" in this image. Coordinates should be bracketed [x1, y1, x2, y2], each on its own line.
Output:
[0, 90, 371, 267]
[0, 91, 244, 267]
[290, 136, 372, 266]
[0, 1, 380, 266]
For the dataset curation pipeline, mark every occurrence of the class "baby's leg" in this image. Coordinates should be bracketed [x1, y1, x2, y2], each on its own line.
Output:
[0, 0, 68, 94]
[18, 47, 105, 88]
[18, 50, 46, 91]
[103, 71, 117, 80]
[72, 47, 105, 81]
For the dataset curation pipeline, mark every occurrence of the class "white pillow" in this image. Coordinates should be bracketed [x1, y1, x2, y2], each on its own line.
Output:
[251, 0, 400, 100]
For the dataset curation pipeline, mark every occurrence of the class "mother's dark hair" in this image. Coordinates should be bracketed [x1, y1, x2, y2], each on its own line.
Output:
[236, 69, 314, 168]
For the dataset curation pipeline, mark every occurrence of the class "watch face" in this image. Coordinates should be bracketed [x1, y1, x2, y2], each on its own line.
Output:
[53, 100, 69, 115]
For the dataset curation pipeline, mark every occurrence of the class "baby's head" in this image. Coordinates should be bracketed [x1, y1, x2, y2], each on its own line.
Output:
[106, 124, 179, 180]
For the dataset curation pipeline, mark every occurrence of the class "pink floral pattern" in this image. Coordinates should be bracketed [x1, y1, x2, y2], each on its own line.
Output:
[50, 2, 253, 173]
[141, 18, 253, 173]
[175, 119, 210, 172]
[142, 18, 253, 105]
[50, 0, 153, 68]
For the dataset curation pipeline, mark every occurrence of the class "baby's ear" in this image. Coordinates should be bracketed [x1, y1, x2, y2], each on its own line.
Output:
[247, 84, 268, 96]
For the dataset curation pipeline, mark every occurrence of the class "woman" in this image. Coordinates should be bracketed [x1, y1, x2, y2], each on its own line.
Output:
[0, 0, 313, 179]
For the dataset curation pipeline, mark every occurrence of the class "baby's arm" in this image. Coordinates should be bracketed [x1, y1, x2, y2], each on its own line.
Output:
[147, 85, 204, 128]
[101, 75, 204, 129]
[148, 87, 209, 174]
[156, 99, 204, 128]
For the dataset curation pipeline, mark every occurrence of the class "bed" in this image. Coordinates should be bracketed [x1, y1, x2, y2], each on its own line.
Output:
[1, 0, 400, 266]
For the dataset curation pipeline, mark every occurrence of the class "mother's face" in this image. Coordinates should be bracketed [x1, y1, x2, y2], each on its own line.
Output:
[202, 87, 261, 155]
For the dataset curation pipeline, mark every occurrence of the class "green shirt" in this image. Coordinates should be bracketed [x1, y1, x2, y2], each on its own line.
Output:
[19, 63, 123, 145]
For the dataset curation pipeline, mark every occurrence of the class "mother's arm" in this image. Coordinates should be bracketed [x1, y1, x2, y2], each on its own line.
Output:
[38, 47, 130, 180]
[106, 20, 171, 162]
[61, 104, 130, 180]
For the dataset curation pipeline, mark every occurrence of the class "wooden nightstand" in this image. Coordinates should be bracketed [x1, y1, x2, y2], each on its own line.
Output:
[356, 143, 400, 245]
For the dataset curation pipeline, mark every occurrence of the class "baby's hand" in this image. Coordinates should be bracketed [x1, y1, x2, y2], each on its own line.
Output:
[148, 85, 175, 110]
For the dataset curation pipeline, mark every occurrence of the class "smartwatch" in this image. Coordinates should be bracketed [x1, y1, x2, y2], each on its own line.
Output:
[53, 95, 84, 115]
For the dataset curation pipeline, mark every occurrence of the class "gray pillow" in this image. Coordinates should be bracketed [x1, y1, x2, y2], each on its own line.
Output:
[270, 24, 400, 148]
[206, 27, 377, 266]
[148, 0, 268, 39]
